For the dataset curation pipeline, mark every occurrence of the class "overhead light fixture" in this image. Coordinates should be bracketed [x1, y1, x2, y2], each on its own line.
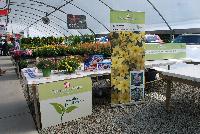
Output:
[42, 13, 50, 24]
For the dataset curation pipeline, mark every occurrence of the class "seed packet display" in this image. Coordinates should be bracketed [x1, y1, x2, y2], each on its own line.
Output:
[130, 70, 144, 86]
[97, 62, 111, 70]
[84, 55, 104, 71]
[130, 70, 145, 102]
[130, 86, 144, 102]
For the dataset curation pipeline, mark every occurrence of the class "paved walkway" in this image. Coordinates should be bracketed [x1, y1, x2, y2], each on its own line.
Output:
[0, 56, 38, 134]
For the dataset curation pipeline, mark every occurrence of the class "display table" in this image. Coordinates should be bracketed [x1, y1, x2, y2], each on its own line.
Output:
[21, 68, 110, 129]
[21, 59, 193, 129]
[153, 64, 200, 111]
[145, 58, 192, 68]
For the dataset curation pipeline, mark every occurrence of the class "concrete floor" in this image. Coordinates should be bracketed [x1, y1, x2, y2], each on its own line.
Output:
[0, 56, 38, 134]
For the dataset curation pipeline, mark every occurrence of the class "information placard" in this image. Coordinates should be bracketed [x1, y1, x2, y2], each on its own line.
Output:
[110, 10, 145, 104]
[67, 14, 87, 29]
[38, 77, 92, 128]
[145, 43, 186, 60]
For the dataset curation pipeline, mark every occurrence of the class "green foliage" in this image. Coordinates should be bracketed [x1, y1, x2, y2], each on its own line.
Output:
[36, 59, 55, 69]
[81, 34, 95, 43]
[66, 35, 94, 46]
[50, 102, 78, 123]
[31, 45, 68, 57]
[21, 36, 65, 46]
[50, 103, 65, 114]
[66, 35, 81, 45]
[19, 60, 28, 69]
[65, 106, 78, 113]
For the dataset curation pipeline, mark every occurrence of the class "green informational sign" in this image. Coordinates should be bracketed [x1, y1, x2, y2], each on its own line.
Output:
[110, 10, 145, 105]
[145, 43, 186, 60]
[110, 10, 145, 32]
[39, 77, 92, 101]
[38, 77, 92, 128]
[110, 10, 145, 24]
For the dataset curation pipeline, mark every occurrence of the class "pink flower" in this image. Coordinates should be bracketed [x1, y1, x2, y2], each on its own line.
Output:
[64, 82, 70, 88]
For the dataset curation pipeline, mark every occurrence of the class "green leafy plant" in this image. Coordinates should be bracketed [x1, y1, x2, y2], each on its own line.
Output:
[66, 35, 81, 46]
[19, 60, 28, 69]
[50, 103, 78, 123]
[36, 59, 55, 69]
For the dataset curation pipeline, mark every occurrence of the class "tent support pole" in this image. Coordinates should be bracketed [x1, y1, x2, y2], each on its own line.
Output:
[88, 27, 96, 43]
[147, 0, 173, 41]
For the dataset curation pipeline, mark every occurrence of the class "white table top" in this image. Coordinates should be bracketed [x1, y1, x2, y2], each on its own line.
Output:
[154, 64, 200, 82]
[145, 58, 191, 68]
[22, 58, 195, 85]
[21, 68, 110, 85]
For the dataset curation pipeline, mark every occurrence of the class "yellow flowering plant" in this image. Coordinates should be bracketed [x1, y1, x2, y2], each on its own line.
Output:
[57, 58, 80, 73]
[110, 31, 145, 104]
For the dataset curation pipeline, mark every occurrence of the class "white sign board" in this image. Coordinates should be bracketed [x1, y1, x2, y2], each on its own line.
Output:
[38, 77, 92, 128]
[0, 25, 6, 34]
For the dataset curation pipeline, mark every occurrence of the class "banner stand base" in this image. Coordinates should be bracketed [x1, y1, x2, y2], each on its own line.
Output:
[111, 101, 146, 108]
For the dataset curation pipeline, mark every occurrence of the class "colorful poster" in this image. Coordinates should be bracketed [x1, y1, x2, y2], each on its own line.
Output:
[145, 43, 186, 60]
[130, 86, 144, 102]
[0, 25, 6, 35]
[130, 71, 144, 87]
[110, 10, 145, 104]
[67, 14, 87, 29]
[97, 61, 111, 70]
[38, 77, 92, 128]
[0, 0, 9, 16]
[84, 55, 104, 71]
[130, 71, 145, 102]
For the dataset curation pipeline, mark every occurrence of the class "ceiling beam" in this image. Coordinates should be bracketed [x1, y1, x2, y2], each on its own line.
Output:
[9, 15, 62, 36]
[10, 18, 55, 36]
[23, 0, 74, 31]
[11, 9, 73, 36]
[21, 0, 109, 33]
[10, 4, 81, 35]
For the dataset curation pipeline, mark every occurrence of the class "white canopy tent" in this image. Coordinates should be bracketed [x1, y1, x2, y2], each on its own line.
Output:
[2, 0, 200, 37]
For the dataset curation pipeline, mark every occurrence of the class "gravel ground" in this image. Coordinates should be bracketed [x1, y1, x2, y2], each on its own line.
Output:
[35, 79, 200, 134]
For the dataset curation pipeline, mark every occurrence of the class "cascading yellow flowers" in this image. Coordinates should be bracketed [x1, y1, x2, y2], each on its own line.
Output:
[111, 31, 145, 104]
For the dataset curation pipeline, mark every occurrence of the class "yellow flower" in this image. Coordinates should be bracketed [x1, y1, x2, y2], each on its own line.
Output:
[119, 50, 129, 59]
[138, 48, 145, 56]
[136, 35, 143, 42]
[118, 92, 130, 104]
[115, 76, 124, 81]
[119, 31, 127, 41]
[131, 46, 140, 54]
[127, 43, 135, 50]
[129, 32, 133, 37]
[133, 56, 139, 64]
[111, 77, 120, 87]
[112, 46, 121, 54]
[112, 57, 124, 67]
[140, 32, 145, 39]
[111, 91, 119, 104]
[118, 65, 129, 77]
[130, 34, 137, 42]
[117, 79, 129, 93]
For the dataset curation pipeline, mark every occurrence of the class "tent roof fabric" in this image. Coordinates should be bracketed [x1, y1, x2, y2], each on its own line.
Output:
[3, 0, 200, 37]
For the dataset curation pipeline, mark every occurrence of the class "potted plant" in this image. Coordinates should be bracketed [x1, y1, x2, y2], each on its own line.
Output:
[36, 59, 55, 77]
[57, 58, 80, 74]
[18, 60, 28, 71]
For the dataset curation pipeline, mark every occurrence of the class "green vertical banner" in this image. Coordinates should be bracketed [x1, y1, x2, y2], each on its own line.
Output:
[110, 10, 145, 104]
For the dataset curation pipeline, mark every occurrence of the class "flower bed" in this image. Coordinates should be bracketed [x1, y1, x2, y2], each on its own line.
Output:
[21, 42, 111, 58]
